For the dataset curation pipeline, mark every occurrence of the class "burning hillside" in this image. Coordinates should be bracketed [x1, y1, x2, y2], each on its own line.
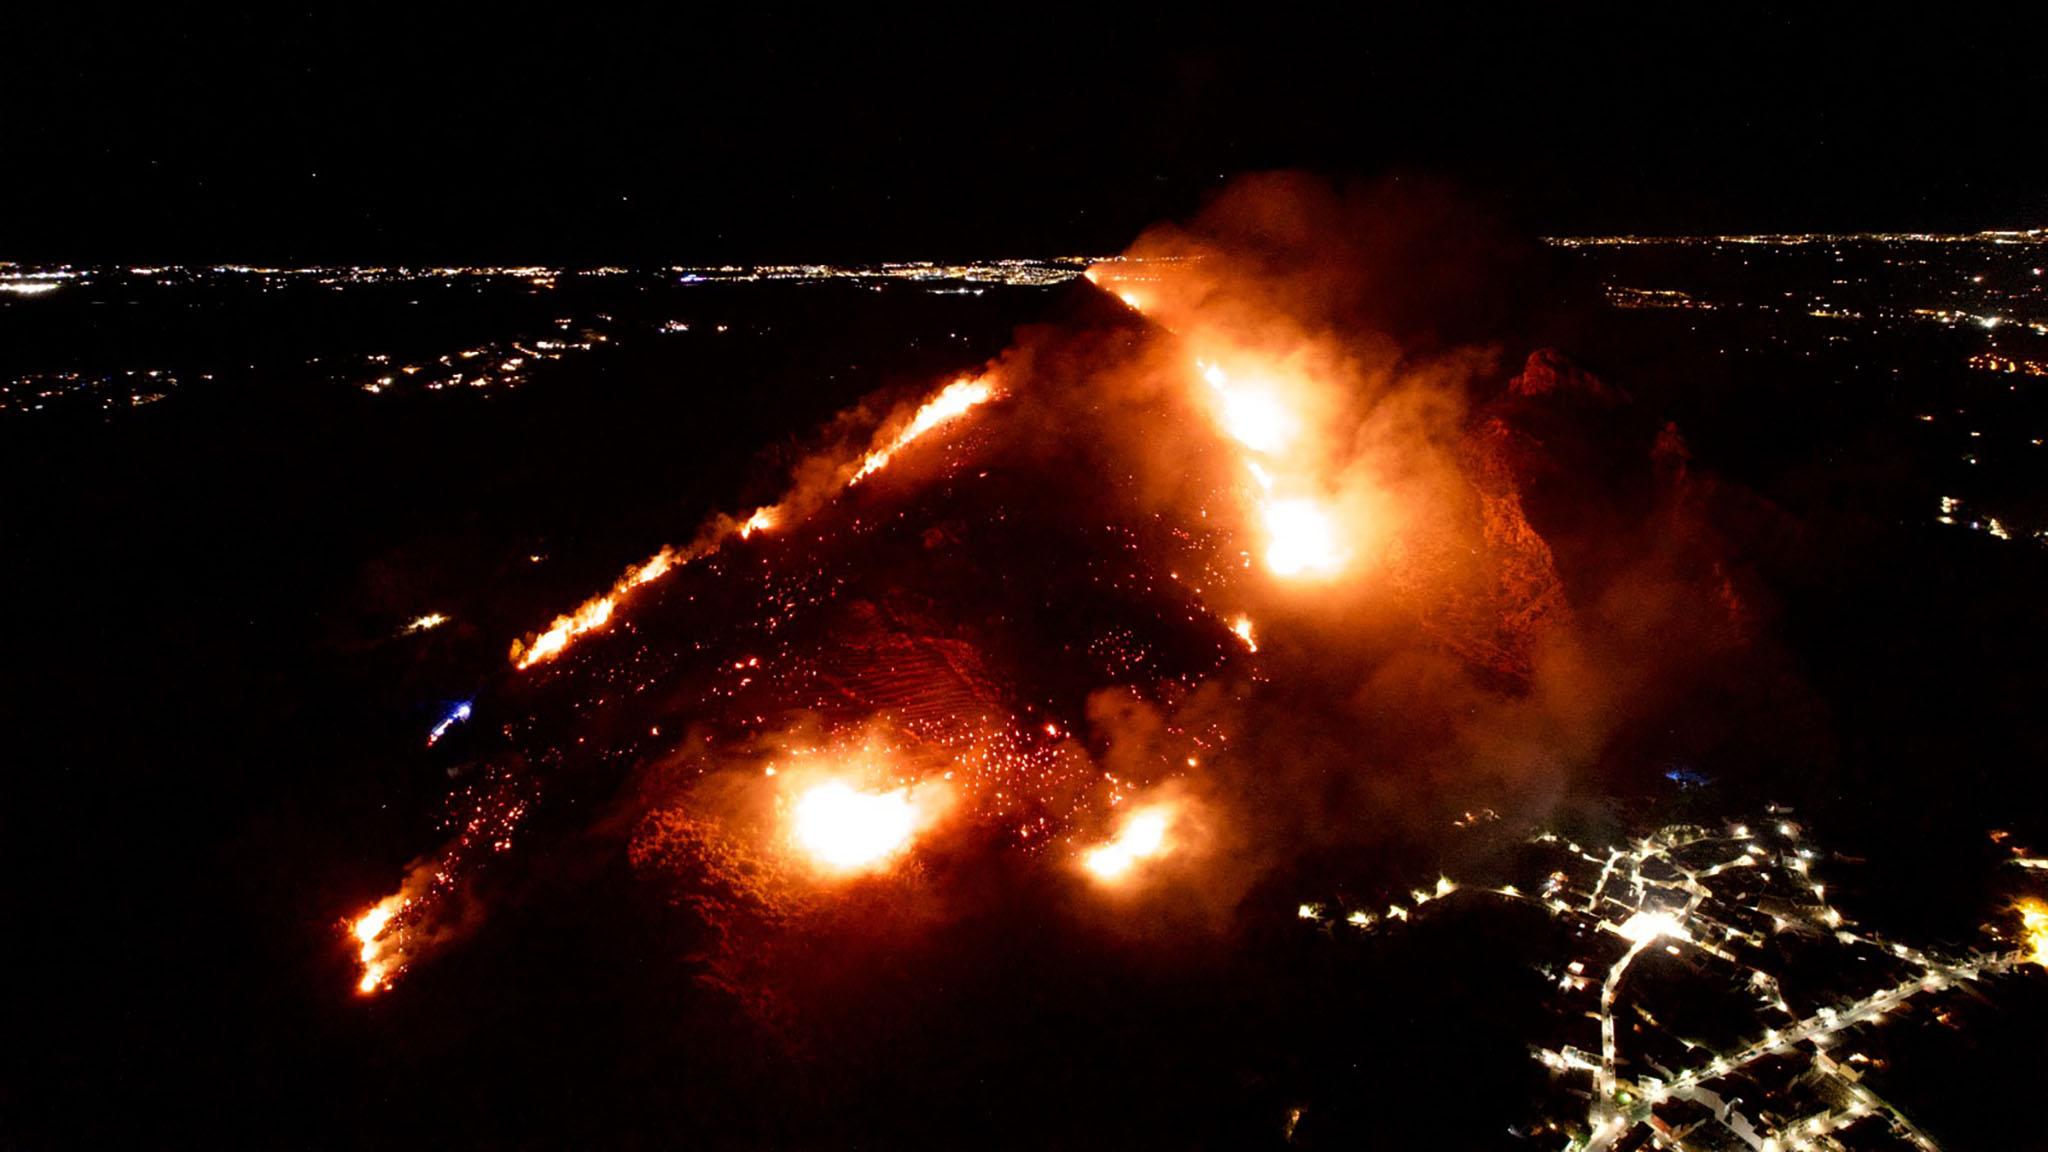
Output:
[348, 176, 1802, 1017]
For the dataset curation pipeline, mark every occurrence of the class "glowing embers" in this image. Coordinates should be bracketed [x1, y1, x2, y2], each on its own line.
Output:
[1081, 803, 1177, 882]
[850, 376, 997, 485]
[2019, 898, 2048, 966]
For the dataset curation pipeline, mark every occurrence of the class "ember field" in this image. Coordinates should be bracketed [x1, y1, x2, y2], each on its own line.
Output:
[7, 187, 2048, 1149]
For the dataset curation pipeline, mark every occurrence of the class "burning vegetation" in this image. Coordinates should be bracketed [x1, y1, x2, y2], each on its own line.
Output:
[348, 175, 1849, 1026]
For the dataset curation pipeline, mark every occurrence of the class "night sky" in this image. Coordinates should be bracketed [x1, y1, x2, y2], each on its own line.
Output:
[6, 5, 2045, 263]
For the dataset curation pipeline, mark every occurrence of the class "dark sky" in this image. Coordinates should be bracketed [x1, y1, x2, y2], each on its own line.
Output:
[5, 5, 2044, 262]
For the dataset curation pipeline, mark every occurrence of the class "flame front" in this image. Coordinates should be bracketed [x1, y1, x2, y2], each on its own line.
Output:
[1092, 258, 1363, 589]
[1200, 363, 1348, 581]
[514, 546, 677, 669]
[851, 377, 996, 485]
[511, 374, 995, 671]
[351, 895, 408, 995]
[1082, 805, 1175, 881]
[1231, 615, 1258, 652]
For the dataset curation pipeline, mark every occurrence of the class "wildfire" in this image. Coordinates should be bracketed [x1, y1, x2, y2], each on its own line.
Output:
[1191, 360, 1349, 580]
[401, 612, 448, 634]
[2019, 898, 2048, 966]
[1203, 365, 1293, 454]
[1231, 615, 1258, 652]
[511, 375, 995, 671]
[514, 546, 679, 669]
[850, 376, 997, 484]
[1262, 498, 1343, 578]
[791, 780, 922, 872]
[739, 504, 779, 538]
[351, 895, 408, 995]
[1081, 804, 1175, 881]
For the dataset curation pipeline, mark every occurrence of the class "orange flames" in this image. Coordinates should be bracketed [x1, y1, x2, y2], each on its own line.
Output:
[792, 780, 920, 871]
[2019, 898, 2048, 966]
[1195, 361, 1348, 581]
[511, 374, 996, 671]
[1081, 803, 1177, 882]
[514, 546, 679, 669]
[1231, 615, 1258, 652]
[739, 505, 779, 538]
[1091, 252, 1369, 591]
[850, 376, 997, 485]
[350, 894, 409, 995]
[787, 774, 954, 875]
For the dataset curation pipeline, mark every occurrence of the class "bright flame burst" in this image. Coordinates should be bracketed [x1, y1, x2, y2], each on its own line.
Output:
[401, 612, 448, 635]
[1263, 498, 1342, 578]
[1197, 361, 1347, 580]
[351, 895, 408, 995]
[739, 505, 779, 538]
[1204, 365, 1293, 455]
[1231, 615, 1258, 652]
[2018, 898, 2048, 966]
[792, 780, 920, 872]
[1082, 805, 1175, 881]
[851, 376, 997, 484]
